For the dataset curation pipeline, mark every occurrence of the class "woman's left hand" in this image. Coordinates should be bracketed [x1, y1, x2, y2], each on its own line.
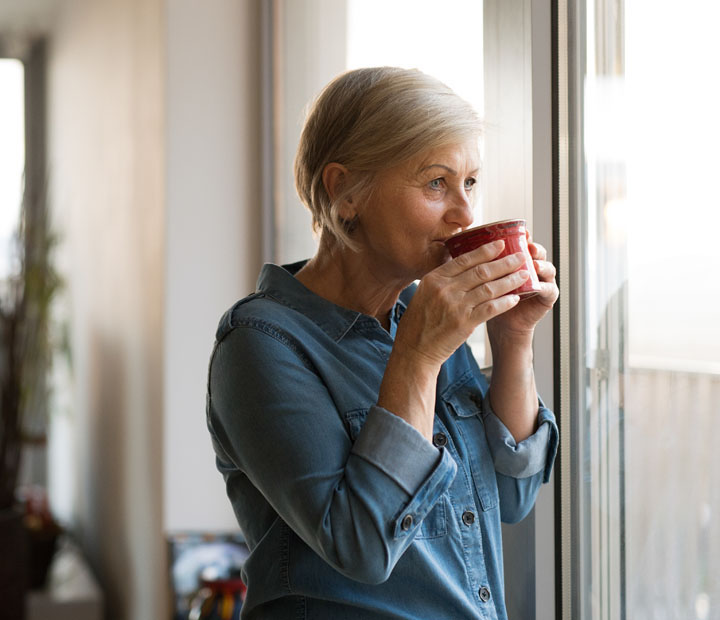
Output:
[486, 235, 559, 340]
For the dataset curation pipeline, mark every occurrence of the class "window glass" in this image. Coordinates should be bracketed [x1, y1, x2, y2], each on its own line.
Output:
[0, 58, 25, 280]
[574, 1, 720, 617]
[275, 0, 484, 268]
[346, 0, 483, 120]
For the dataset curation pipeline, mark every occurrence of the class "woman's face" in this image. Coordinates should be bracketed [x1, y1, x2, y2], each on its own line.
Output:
[353, 140, 480, 282]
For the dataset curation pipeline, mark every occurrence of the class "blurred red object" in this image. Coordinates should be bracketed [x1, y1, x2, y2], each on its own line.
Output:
[18, 486, 62, 589]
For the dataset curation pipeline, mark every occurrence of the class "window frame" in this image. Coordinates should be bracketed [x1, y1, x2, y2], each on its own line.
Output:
[554, 0, 629, 618]
[0, 35, 49, 488]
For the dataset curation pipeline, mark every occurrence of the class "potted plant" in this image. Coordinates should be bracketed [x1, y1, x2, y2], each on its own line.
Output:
[0, 180, 61, 613]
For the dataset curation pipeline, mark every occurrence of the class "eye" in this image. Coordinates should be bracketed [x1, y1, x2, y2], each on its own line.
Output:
[464, 177, 477, 191]
[429, 178, 444, 190]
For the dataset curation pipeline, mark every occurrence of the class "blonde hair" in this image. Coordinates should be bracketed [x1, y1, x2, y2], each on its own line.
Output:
[294, 67, 482, 249]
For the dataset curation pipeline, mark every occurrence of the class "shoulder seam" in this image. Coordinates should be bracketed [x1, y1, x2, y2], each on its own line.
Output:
[218, 317, 316, 372]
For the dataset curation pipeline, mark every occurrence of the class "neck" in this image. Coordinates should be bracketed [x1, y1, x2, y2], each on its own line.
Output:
[295, 234, 408, 329]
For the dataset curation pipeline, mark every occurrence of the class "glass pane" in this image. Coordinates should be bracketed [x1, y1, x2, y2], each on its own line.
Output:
[575, 0, 720, 618]
[0, 58, 25, 280]
[347, 0, 483, 121]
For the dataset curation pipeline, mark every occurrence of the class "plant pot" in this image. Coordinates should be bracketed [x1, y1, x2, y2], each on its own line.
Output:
[0, 507, 28, 620]
[26, 526, 60, 590]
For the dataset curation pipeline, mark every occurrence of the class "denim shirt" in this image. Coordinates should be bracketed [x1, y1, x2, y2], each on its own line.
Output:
[206, 261, 558, 620]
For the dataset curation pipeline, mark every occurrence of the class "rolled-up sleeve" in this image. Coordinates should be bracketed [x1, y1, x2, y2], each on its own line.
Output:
[353, 405, 449, 494]
[479, 394, 558, 524]
[481, 395, 558, 483]
[352, 406, 458, 542]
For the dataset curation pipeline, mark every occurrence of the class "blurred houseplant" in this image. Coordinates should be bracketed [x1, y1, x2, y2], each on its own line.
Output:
[0, 178, 62, 610]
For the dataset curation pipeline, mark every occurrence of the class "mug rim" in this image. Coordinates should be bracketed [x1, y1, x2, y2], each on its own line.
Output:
[445, 218, 526, 243]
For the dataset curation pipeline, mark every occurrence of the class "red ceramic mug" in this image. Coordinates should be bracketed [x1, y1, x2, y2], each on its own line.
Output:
[444, 219, 541, 298]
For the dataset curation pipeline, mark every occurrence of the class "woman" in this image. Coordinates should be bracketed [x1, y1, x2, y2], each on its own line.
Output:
[207, 67, 559, 619]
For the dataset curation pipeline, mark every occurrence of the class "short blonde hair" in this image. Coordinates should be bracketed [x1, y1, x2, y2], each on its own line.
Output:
[294, 67, 482, 249]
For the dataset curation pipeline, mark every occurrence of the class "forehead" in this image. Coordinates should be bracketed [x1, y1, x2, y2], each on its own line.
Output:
[410, 140, 481, 175]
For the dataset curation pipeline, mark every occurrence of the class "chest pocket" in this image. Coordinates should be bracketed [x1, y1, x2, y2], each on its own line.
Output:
[443, 385, 499, 512]
[343, 408, 448, 539]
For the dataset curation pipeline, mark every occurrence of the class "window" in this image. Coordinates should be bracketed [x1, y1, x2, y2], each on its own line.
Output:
[0, 58, 25, 281]
[270, 0, 484, 269]
[346, 0, 483, 116]
[557, 1, 720, 618]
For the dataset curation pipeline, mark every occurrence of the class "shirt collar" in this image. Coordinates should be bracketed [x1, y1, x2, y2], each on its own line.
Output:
[255, 261, 411, 342]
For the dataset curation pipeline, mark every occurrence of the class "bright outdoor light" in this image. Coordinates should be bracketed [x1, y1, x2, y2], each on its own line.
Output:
[0, 58, 25, 281]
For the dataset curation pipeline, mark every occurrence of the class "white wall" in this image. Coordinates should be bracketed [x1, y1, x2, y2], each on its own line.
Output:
[163, 0, 262, 533]
[47, 0, 166, 618]
[47, 0, 264, 613]
[47, 0, 263, 615]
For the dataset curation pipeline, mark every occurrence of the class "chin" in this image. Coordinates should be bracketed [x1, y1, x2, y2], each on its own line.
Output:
[433, 244, 452, 265]
[417, 248, 450, 277]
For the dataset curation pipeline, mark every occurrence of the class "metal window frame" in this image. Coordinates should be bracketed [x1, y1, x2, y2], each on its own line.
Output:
[555, 0, 631, 615]
[554, 0, 581, 616]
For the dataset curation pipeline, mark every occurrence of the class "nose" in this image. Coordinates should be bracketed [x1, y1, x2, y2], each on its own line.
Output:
[443, 190, 474, 230]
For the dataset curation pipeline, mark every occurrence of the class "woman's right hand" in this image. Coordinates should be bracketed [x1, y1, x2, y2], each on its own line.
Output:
[377, 240, 529, 440]
[393, 240, 529, 370]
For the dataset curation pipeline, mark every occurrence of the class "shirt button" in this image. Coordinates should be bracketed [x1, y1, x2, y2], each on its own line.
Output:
[479, 586, 491, 602]
[432, 432, 448, 447]
[462, 511, 475, 526]
[401, 514, 414, 530]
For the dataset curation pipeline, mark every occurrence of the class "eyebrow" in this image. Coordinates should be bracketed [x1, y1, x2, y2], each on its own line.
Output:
[419, 164, 479, 176]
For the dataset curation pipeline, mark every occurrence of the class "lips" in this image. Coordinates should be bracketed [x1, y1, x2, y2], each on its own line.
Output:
[435, 231, 464, 244]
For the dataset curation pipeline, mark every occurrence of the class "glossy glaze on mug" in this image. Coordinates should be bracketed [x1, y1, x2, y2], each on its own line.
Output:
[444, 219, 541, 298]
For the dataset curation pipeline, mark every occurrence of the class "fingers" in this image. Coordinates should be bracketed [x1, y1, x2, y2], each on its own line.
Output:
[466, 267, 530, 306]
[444, 247, 527, 289]
[461, 252, 527, 291]
[435, 232, 557, 322]
[528, 240, 548, 261]
[533, 260, 559, 306]
[441, 240, 506, 277]
[526, 237, 558, 303]
[470, 292, 521, 323]
[534, 258, 556, 282]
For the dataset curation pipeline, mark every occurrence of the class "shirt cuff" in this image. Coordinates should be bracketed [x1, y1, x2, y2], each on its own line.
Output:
[351, 405, 444, 495]
[481, 395, 559, 482]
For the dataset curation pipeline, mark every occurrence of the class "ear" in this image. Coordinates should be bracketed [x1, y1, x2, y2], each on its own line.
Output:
[322, 162, 356, 220]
